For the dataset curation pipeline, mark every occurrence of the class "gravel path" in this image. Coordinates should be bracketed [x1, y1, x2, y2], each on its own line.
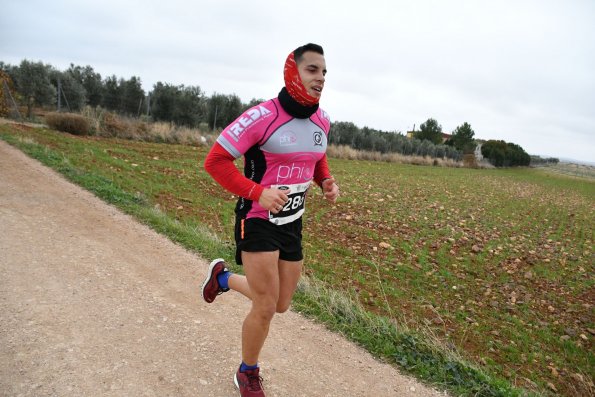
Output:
[0, 139, 447, 397]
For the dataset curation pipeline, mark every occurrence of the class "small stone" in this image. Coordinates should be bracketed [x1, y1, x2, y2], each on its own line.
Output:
[550, 367, 559, 377]
[547, 382, 558, 392]
[571, 373, 584, 383]
[565, 328, 577, 336]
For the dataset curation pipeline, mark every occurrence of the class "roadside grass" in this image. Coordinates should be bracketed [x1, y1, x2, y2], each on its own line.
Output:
[293, 277, 518, 396]
[2, 124, 593, 396]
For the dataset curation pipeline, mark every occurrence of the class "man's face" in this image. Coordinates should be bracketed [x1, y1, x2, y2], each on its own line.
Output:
[297, 51, 327, 100]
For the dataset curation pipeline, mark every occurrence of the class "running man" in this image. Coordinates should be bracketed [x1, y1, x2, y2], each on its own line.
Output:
[201, 43, 339, 397]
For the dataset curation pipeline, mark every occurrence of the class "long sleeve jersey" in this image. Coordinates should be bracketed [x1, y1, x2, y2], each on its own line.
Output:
[204, 97, 331, 225]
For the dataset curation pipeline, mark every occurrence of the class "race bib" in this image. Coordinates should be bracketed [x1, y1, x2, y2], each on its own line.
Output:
[268, 181, 311, 225]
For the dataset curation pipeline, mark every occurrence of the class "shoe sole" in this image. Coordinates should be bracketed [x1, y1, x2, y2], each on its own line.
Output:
[233, 372, 239, 389]
[201, 258, 225, 302]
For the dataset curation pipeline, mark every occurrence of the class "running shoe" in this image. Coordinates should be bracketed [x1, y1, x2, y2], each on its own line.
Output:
[234, 367, 265, 397]
[201, 258, 229, 303]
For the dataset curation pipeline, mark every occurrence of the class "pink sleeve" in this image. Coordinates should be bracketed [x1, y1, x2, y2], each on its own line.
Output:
[216, 100, 277, 158]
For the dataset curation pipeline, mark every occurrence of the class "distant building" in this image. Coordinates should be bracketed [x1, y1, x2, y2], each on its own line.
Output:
[406, 131, 452, 143]
[475, 143, 483, 161]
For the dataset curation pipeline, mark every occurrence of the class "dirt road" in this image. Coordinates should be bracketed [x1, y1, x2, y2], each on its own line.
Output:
[0, 139, 446, 397]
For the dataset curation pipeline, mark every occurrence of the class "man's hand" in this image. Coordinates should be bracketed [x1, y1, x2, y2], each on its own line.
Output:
[258, 187, 290, 214]
[322, 177, 339, 203]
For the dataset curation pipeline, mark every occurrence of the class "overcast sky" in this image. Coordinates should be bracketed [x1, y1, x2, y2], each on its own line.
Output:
[2, 0, 594, 163]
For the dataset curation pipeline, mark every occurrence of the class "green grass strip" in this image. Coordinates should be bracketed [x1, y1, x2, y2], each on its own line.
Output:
[293, 278, 530, 396]
[1, 132, 534, 396]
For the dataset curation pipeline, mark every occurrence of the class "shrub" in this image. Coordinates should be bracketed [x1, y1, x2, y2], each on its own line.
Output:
[463, 154, 478, 168]
[101, 111, 129, 136]
[327, 144, 463, 167]
[45, 112, 91, 135]
[481, 140, 530, 167]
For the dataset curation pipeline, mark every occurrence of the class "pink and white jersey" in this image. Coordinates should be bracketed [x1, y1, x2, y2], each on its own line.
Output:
[216, 98, 331, 224]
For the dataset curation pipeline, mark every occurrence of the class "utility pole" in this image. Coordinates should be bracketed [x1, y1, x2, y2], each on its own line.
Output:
[2, 80, 22, 120]
[57, 78, 61, 111]
[212, 104, 218, 131]
[61, 86, 70, 111]
[137, 97, 143, 117]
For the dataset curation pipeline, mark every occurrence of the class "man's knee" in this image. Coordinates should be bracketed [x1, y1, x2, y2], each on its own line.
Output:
[253, 301, 277, 321]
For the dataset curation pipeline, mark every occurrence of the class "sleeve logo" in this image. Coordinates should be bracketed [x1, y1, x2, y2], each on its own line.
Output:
[228, 105, 272, 141]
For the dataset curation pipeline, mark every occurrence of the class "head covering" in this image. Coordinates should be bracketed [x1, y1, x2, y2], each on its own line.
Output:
[283, 51, 320, 106]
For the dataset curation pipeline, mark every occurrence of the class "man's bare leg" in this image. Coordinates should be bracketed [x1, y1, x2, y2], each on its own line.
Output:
[240, 251, 280, 365]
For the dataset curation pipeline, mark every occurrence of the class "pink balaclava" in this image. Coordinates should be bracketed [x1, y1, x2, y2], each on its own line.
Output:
[283, 52, 320, 107]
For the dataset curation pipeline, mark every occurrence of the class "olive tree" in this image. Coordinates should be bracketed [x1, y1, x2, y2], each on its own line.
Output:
[13, 60, 56, 117]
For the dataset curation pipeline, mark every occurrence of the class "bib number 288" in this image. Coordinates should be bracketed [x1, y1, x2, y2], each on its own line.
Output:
[269, 182, 310, 225]
[283, 194, 304, 211]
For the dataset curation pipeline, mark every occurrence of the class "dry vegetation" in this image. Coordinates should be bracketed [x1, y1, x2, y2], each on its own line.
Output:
[322, 144, 468, 167]
[44, 108, 217, 147]
[45, 112, 91, 135]
[538, 162, 595, 181]
[39, 109, 474, 167]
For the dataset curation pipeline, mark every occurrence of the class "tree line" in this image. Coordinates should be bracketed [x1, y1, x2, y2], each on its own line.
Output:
[329, 121, 462, 160]
[480, 140, 531, 167]
[0, 59, 257, 130]
[1, 59, 536, 166]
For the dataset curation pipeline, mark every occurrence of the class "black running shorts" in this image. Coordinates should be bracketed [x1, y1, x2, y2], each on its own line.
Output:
[234, 216, 303, 265]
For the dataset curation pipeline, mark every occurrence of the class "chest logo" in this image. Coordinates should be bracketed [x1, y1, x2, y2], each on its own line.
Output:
[280, 131, 298, 146]
[313, 131, 323, 146]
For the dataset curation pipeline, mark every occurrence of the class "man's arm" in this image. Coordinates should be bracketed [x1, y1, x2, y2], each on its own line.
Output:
[313, 154, 339, 203]
[203, 142, 264, 201]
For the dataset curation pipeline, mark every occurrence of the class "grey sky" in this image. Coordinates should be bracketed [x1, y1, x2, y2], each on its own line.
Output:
[2, 0, 594, 163]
